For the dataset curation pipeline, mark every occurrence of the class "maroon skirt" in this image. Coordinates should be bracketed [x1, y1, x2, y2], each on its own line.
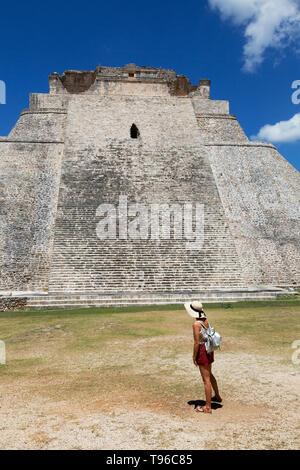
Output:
[197, 344, 214, 366]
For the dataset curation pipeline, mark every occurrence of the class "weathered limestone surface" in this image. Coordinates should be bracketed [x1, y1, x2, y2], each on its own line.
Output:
[49, 93, 242, 292]
[0, 64, 299, 295]
[208, 144, 300, 285]
[196, 115, 248, 143]
[0, 141, 64, 290]
[9, 110, 66, 141]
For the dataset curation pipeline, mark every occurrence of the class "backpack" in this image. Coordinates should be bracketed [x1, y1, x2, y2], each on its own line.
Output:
[199, 321, 222, 354]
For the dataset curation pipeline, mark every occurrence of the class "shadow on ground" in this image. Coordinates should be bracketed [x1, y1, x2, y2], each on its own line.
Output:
[188, 400, 223, 411]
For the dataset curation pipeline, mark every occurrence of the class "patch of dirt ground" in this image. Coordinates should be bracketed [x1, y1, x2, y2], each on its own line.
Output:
[0, 346, 299, 449]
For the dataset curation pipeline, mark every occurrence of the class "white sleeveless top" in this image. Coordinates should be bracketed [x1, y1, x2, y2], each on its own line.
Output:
[195, 320, 210, 344]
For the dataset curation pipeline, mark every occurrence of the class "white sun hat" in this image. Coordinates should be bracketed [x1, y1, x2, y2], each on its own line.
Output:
[184, 301, 206, 319]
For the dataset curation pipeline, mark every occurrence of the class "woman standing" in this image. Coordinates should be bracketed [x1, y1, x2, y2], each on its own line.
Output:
[185, 301, 222, 414]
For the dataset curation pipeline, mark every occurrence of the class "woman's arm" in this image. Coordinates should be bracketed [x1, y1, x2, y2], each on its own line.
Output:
[192, 323, 200, 366]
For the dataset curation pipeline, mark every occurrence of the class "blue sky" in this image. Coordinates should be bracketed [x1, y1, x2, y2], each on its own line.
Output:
[0, 0, 300, 171]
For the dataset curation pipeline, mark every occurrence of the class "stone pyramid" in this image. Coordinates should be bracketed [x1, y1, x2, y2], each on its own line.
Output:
[0, 64, 299, 308]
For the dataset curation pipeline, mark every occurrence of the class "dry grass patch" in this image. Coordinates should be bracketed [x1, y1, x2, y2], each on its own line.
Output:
[0, 305, 299, 449]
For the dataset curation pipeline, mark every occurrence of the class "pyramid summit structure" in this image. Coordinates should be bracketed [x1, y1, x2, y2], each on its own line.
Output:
[0, 64, 299, 309]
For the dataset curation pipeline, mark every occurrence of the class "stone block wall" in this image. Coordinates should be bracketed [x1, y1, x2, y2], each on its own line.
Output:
[0, 140, 64, 290]
[0, 87, 66, 291]
[208, 143, 300, 286]
[196, 115, 248, 143]
[9, 110, 66, 141]
[48, 92, 243, 292]
[0, 296, 27, 311]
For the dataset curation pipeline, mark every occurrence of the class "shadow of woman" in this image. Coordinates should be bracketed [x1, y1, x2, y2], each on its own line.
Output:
[188, 399, 223, 410]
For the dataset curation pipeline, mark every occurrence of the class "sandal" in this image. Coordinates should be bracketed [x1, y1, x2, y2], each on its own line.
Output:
[211, 396, 222, 403]
[195, 406, 212, 414]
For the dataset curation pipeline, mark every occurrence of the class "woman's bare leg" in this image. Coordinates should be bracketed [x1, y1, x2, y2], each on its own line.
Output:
[210, 368, 222, 401]
[199, 365, 212, 412]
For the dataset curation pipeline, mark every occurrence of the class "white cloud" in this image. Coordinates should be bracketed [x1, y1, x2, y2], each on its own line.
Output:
[208, 0, 300, 72]
[255, 113, 300, 142]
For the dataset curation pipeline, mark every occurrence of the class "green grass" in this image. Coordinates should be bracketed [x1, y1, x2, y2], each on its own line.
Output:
[1, 294, 300, 320]
[1, 303, 299, 340]
[1, 304, 299, 368]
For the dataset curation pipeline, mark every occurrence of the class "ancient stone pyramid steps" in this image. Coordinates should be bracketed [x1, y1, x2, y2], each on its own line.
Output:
[1, 63, 299, 300]
[48, 127, 245, 293]
[25, 287, 291, 310]
[49, 213, 244, 291]
[49, 228, 243, 292]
